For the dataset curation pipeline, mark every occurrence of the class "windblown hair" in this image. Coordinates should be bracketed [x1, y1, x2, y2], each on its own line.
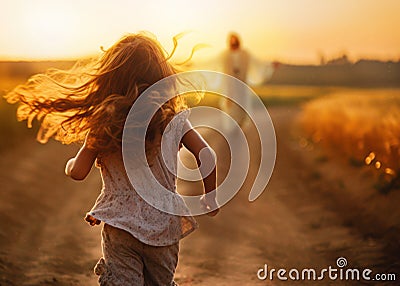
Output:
[5, 32, 189, 158]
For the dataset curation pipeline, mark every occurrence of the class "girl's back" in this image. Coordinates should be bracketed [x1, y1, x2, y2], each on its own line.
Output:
[89, 109, 197, 246]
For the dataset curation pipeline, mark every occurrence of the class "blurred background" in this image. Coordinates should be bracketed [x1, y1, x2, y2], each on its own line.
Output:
[0, 0, 399, 285]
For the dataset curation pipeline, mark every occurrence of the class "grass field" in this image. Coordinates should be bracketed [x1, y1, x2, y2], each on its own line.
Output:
[299, 88, 400, 192]
[151, 84, 400, 194]
[253, 84, 334, 106]
[0, 76, 35, 151]
[2, 70, 400, 193]
[1, 76, 400, 284]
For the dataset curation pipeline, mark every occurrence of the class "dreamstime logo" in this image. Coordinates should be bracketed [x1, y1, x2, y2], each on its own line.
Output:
[336, 257, 347, 268]
[257, 257, 397, 282]
[122, 70, 276, 216]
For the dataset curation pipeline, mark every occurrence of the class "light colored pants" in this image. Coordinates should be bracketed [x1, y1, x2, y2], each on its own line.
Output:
[94, 224, 179, 286]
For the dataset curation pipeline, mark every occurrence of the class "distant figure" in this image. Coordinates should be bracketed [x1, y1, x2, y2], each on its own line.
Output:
[223, 33, 250, 83]
[6, 32, 219, 285]
[220, 33, 252, 130]
[188, 33, 277, 129]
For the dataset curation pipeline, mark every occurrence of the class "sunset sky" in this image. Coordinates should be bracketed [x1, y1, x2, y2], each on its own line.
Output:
[1, 0, 399, 64]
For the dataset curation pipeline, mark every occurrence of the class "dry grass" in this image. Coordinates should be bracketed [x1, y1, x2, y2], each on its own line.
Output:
[300, 88, 400, 192]
[0, 76, 35, 151]
[253, 85, 333, 106]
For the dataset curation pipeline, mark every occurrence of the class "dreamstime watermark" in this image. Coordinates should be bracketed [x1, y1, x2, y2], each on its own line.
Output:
[122, 70, 276, 216]
[257, 257, 397, 282]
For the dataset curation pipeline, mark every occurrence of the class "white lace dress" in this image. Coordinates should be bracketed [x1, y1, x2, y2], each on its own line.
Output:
[87, 110, 198, 247]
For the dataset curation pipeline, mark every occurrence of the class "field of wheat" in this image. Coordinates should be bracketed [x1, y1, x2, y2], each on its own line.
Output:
[299, 88, 400, 191]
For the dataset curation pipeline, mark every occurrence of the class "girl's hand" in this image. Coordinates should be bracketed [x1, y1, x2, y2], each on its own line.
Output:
[85, 214, 101, 226]
[200, 195, 219, 216]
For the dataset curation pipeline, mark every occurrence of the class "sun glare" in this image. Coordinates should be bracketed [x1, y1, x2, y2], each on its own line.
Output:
[20, 3, 78, 59]
[1, 0, 399, 62]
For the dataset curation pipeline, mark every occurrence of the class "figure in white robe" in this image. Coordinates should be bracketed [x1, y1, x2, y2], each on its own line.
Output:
[188, 32, 277, 132]
[220, 33, 274, 131]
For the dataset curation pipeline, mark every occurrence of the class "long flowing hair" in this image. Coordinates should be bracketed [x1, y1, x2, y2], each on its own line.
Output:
[5, 32, 190, 159]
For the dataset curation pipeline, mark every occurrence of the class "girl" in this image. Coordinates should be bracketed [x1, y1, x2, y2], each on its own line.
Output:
[6, 32, 219, 285]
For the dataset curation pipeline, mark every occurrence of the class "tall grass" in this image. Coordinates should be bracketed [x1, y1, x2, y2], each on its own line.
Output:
[0, 77, 35, 152]
[300, 88, 400, 192]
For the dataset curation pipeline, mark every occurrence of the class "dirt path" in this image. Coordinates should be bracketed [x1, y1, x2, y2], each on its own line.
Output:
[0, 106, 398, 285]
[0, 141, 102, 286]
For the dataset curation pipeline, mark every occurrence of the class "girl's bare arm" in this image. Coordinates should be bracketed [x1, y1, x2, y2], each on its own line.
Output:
[65, 137, 98, 181]
[181, 120, 219, 216]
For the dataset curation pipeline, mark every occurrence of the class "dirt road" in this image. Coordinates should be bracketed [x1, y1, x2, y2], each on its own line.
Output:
[0, 106, 398, 285]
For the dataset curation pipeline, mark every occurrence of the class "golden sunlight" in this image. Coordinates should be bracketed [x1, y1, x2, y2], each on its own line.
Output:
[0, 0, 399, 62]
[17, 2, 79, 59]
